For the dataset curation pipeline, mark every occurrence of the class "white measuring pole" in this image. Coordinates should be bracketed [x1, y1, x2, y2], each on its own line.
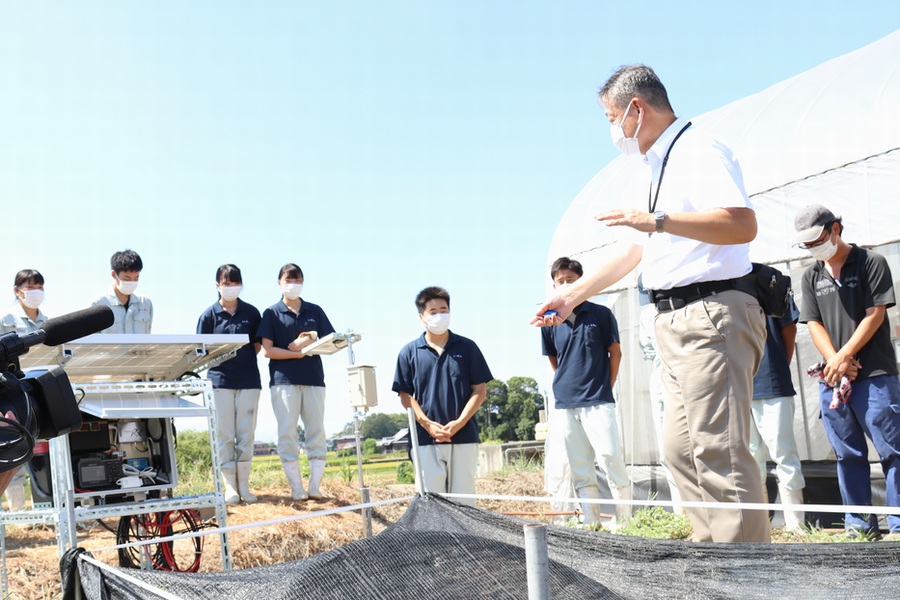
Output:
[524, 523, 550, 600]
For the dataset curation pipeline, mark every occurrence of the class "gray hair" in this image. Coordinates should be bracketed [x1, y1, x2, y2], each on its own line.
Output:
[599, 64, 673, 112]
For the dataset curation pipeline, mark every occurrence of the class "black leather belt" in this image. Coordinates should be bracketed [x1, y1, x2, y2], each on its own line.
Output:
[650, 279, 737, 312]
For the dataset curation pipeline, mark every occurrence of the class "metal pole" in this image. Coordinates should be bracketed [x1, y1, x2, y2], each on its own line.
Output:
[204, 379, 232, 570]
[352, 410, 371, 536]
[361, 487, 373, 538]
[50, 434, 78, 554]
[346, 333, 372, 537]
[524, 523, 550, 600]
[406, 407, 425, 495]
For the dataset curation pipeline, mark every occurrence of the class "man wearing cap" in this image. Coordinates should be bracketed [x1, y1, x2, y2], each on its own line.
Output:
[533, 64, 769, 543]
[794, 204, 900, 538]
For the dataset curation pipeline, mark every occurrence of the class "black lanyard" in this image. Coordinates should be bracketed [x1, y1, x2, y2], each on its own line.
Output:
[648, 121, 692, 214]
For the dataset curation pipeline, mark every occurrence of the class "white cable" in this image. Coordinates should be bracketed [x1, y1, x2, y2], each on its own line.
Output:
[120, 463, 158, 481]
[78, 553, 186, 600]
[440, 492, 900, 516]
[93, 489, 900, 554]
[92, 495, 416, 554]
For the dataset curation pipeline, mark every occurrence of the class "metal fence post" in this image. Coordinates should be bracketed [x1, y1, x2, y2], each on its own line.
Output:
[524, 523, 550, 600]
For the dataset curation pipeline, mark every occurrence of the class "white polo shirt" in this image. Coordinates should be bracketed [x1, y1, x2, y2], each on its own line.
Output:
[635, 118, 754, 291]
[91, 289, 153, 334]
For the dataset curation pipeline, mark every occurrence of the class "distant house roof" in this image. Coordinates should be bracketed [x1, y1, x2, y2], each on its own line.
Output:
[377, 428, 409, 447]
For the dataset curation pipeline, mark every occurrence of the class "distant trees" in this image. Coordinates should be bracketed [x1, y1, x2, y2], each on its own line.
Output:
[331, 377, 545, 445]
[359, 412, 408, 440]
[479, 376, 545, 442]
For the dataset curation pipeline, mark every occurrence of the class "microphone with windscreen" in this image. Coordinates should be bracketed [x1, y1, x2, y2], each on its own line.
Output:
[0, 305, 115, 473]
[0, 305, 114, 367]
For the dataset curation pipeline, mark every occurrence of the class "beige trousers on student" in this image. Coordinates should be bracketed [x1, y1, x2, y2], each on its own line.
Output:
[418, 443, 478, 506]
[655, 289, 769, 543]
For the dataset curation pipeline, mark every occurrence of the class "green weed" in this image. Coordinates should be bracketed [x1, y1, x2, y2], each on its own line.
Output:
[396, 461, 415, 484]
[611, 505, 693, 540]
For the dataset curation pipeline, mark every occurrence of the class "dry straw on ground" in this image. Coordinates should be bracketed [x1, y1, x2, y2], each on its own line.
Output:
[3, 474, 545, 599]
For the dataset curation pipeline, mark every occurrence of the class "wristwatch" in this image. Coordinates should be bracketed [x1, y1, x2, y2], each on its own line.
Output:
[653, 210, 667, 233]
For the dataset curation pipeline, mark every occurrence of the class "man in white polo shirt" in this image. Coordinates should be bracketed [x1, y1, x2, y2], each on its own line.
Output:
[534, 64, 768, 542]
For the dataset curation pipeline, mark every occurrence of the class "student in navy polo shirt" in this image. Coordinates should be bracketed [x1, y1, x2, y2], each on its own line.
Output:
[196, 264, 262, 505]
[392, 286, 493, 507]
[748, 298, 806, 531]
[258, 263, 335, 502]
[541, 257, 632, 527]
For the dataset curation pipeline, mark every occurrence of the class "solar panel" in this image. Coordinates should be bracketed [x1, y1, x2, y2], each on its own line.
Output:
[19, 334, 248, 383]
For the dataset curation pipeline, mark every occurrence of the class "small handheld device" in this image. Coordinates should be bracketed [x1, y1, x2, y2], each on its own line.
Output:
[77, 457, 124, 488]
[545, 310, 558, 317]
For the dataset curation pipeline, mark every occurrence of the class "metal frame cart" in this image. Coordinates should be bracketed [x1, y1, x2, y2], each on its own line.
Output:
[1, 333, 246, 594]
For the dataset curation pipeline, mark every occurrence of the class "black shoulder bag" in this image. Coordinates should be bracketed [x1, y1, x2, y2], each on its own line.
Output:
[735, 263, 793, 318]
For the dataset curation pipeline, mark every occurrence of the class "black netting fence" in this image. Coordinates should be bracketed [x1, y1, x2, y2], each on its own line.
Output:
[63, 494, 900, 600]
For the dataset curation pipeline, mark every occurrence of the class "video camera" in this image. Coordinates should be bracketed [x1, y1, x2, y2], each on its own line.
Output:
[0, 305, 114, 474]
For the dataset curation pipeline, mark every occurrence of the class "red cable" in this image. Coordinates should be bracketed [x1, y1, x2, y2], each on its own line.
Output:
[159, 510, 203, 573]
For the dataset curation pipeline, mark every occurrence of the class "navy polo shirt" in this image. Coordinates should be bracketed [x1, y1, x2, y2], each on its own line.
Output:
[257, 299, 335, 387]
[752, 298, 799, 400]
[196, 299, 262, 390]
[800, 245, 897, 380]
[541, 301, 619, 409]
[392, 332, 493, 447]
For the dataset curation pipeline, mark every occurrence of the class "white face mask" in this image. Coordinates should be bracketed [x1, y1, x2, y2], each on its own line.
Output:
[423, 312, 451, 335]
[555, 282, 573, 293]
[610, 101, 642, 156]
[282, 283, 303, 300]
[807, 237, 838, 261]
[219, 285, 242, 302]
[20, 289, 44, 309]
[116, 279, 138, 295]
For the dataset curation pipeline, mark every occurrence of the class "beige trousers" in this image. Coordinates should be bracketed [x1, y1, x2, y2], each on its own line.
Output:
[419, 443, 479, 506]
[655, 289, 770, 542]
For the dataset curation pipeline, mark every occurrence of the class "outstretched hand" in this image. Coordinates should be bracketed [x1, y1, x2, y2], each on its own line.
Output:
[530, 295, 572, 327]
[595, 208, 654, 233]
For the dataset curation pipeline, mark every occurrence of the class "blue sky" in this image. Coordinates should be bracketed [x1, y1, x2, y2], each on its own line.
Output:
[2, 3, 898, 442]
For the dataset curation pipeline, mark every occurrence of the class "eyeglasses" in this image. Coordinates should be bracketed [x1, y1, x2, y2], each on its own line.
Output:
[800, 223, 834, 249]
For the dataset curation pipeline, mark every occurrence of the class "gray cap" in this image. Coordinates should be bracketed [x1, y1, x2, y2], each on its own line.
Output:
[793, 204, 838, 245]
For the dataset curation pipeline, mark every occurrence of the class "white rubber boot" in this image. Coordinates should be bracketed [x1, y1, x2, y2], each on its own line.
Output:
[307, 459, 326, 500]
[780, 487, 805, 532]
[282, 460, 308, 501]
[606, 485, 632, 531]
[5, 481, 26, 512]
[221, 469, 240, 505]
[237, 462, 258, 504]
[577, 486, 605, 526]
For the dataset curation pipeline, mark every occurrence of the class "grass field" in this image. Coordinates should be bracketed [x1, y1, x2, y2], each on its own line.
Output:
[250, 451, 407, 487]
[172, 429, 410, 495]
